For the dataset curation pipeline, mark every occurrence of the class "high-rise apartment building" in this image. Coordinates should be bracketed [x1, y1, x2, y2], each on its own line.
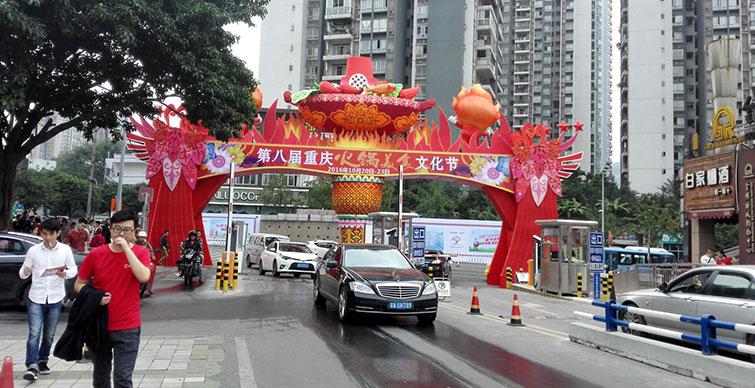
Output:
[259, 0, 612, 173]
[619, 0, 753, 194]
[497, 0, 612, 174]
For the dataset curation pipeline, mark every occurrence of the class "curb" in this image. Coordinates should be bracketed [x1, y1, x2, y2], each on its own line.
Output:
[509, 284, 574, 302]
[569, 322, 754, 388]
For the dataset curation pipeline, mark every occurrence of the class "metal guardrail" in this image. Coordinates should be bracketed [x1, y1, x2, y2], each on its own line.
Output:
[611, 263, 700, 294]
[574, 298, 755, 357]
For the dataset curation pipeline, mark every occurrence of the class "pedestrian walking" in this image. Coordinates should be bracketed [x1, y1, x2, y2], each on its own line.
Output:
[74, 210, 151, 388]
[102, 218, 112, 243]
[700, 249, 716, 265]
[18, 218, 78, 381]
[60, 218, 71, 241]
[90, 228, 106, 249]
[159, 230, 170, 266]
[65, 218, 90, 254]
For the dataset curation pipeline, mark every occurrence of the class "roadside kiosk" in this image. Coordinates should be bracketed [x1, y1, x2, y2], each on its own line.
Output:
[535, 219, 598, 296]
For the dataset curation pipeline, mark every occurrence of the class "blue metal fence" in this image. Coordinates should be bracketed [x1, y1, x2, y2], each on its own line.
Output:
[574, 298, 755, 357]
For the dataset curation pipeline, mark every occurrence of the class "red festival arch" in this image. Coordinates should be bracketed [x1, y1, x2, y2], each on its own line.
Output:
[126, 57, 582, 288]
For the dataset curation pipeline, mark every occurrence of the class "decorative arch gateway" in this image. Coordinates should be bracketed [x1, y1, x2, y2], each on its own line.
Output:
[126, 57, 583, 288]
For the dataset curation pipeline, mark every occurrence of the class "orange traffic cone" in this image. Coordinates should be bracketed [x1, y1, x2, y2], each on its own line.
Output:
[0, 355, 13, 388]
[467, 287, 482, 315]
[508, 294, 525, 326]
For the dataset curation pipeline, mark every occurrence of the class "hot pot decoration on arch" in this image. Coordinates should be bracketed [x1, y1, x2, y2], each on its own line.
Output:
[127, 56, 583, 288]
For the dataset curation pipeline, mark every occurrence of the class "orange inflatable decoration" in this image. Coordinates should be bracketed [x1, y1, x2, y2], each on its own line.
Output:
[452, 84, 500, 145]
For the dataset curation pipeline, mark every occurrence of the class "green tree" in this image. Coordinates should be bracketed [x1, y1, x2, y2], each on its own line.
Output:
[93, 182, 147, 216]
[260, 174, 301, 214]
[14, 168, 89, 217]
[13, 169, 56, 212]
[558, 198, 586, 219]
[0, 0, 270, 229]
[304, 177, 333, 210]
[630, 194, 680, 247]
[55, 139, 124, 181]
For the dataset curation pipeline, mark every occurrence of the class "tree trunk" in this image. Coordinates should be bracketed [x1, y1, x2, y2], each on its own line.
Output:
[0, 153, 21, 231]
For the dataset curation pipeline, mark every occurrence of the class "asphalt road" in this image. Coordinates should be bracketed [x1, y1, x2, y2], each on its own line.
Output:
[0, 258, 718, 387]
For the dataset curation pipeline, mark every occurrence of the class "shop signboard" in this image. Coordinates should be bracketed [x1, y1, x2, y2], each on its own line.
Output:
[683, 151, 735, 213]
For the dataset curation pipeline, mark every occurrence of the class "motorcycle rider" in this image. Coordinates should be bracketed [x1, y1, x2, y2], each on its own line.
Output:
[180, 231, 203, 284]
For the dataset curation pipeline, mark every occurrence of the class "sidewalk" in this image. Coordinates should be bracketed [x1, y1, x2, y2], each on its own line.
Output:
[1, 335, 226, 388]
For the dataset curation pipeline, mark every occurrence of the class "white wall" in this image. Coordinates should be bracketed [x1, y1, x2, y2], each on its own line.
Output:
[626, 0, 674, 193]
[257, 0, 307, 109]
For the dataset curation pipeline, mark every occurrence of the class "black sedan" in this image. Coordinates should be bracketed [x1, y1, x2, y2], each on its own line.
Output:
[313, 244, 438, 323]
[418, 249, 453, 279]
[0, 232, 85, 306]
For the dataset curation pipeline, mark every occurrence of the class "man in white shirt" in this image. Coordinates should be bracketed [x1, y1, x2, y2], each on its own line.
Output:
[700, 249, 716, 265]
[18, 218, 78, 381]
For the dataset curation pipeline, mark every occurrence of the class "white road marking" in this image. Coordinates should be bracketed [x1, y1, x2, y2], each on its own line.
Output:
[235, 337, 257, 388]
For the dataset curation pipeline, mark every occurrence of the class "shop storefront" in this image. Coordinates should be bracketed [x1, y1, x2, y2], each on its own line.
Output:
[683, 148, 755, 265]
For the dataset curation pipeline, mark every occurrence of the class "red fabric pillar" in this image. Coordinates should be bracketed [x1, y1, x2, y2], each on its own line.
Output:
[483, 187, 516, 286]
[499, 193, 557, 288]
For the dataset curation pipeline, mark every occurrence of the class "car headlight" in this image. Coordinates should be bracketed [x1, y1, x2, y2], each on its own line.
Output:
[279, 255, 294, 261]
[422, 282, 437, 295]
[348, 282, 375, 295]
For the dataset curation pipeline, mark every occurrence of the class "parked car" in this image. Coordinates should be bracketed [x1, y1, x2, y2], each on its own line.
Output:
[307, 240, 338, 259]
[617, 266, 755, 361]
[0, 232, 86, 306]
[244, 233, 290, 269]
[418, 249, 453, 278]
[259, 241, 318, 278]
[313, 244, 438, 323]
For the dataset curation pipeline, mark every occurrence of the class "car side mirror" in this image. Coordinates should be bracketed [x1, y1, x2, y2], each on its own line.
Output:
[326, 261, 338, 269]
[658, 282, 669, 293]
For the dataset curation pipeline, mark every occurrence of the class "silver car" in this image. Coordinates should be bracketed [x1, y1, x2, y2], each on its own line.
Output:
[618, 266, 755, 361]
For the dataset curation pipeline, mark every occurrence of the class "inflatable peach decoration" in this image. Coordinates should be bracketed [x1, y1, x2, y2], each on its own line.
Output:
[452, 84, 501, 144]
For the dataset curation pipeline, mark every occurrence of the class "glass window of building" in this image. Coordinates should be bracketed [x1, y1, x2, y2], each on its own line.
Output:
[417, 4, 428, 18]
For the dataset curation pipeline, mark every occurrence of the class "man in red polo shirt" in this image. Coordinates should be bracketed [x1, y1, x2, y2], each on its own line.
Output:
[74, 210, 150, 388]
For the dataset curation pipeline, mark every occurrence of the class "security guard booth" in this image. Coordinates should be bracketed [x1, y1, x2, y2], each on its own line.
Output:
[535, 219, 597, 296]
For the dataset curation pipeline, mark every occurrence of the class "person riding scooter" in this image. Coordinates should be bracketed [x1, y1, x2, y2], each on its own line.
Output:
[180, 231, 203, 284]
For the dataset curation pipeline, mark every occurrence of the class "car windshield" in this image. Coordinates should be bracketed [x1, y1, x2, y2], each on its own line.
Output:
[344, 247, 412, 269]
[279, 243, 312, 253]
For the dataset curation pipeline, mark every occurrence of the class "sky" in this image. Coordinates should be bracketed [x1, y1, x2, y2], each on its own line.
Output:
[227, 11, 621, 163]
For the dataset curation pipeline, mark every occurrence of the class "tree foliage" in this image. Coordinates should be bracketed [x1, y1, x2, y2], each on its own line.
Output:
[55, 139, 123, 181]
[0, 0, 270, 228]
[14, 166, 144, 218]
[304, 177, 333, 210]
[379, 180, 498, 220]
[558, 173, 682, 246]
[260, 174, 302, 214]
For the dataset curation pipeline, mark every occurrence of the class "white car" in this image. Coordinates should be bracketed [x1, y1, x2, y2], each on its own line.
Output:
[306, 240, 338, 259]
[259, 241, 318, 278]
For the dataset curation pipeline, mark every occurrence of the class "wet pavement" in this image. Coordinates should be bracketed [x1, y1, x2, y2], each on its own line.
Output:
[0, 250, 718, 387]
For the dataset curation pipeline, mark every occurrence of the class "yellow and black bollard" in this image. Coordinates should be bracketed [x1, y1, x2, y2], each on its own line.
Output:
[577, 273, 583, 298]
[215, 252, 225, 291]
[505, 267, 513, 289]
[232, 252, 239, 291]
[608, 271, 615, 300]
[601, 273, 608, 302]
[222, 253, 230, 293]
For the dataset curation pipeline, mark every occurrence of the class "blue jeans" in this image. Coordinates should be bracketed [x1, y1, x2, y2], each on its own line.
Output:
[92, 327, 141, 388]
[25, 300, 62, 369]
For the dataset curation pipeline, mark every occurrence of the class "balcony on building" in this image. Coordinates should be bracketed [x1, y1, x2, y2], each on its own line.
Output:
[476, 5, 497, 31]
[513, 108, 529, 117]
[513, 85, 529, 95]
[475, 56, 495, 79]
[514, 20, 530, 32]
[361, 0, 387, 13]
[324, 24, 353, 41]
[514, 53, 529, 64]
[323, 45, 351, 61]
[325, 5, 352, 20]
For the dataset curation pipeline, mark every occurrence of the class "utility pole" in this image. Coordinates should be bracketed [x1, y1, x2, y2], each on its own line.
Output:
[85, 132, 97, 219]
[116, 128, 126, 211]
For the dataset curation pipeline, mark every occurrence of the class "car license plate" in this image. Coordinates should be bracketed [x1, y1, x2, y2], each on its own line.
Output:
[297, 263, 310, 269]
[388, 301, 413, 310]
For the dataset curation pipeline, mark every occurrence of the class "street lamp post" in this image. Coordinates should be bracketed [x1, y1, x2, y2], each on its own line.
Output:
[600, 163, 611, 238]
